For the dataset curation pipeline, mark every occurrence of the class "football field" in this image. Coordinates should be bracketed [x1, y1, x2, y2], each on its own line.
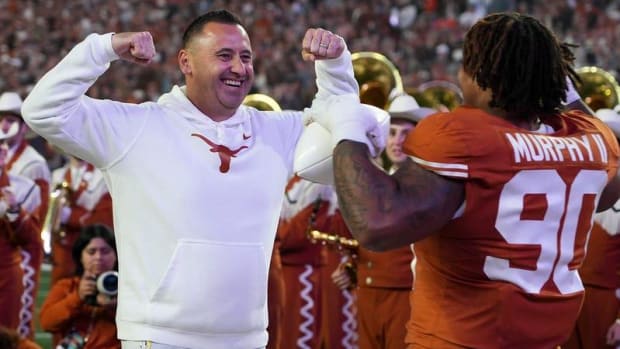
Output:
[34, 265, 52, 348]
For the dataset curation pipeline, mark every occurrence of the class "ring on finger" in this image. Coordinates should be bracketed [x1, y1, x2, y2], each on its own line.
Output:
[319, 43, 329, 48]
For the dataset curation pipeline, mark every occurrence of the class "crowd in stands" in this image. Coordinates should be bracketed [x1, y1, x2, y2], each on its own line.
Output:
[2, 0, 620, 110]
[2, 1, 620, 348]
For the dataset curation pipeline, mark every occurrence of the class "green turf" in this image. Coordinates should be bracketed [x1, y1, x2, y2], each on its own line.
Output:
[35, 265, 52, 349]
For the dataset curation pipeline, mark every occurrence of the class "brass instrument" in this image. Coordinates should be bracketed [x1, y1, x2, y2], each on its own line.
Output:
[352, 51, 404, 108]
[304, 201, 359, 287]
[307, 229, 359, 251]
[243, 93, 282, 111]
[305, 199, 359, 253]
[41, 181, 70, 253]
[413, 80, 463, 111]
[575, 66, 620, 111]
[309, 230, 359, 287]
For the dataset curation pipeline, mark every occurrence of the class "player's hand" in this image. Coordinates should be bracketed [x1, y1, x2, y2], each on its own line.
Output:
[112, 32, 156, 65]
[301, 28, 345, 61]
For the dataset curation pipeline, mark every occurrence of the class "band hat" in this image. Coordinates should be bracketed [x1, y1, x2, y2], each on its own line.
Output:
[387, 93, 435, 123]
[595, 108, 620, 137]
[0, 92, 23, 116]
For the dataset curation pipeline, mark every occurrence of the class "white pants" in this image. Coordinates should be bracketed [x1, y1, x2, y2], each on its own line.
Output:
[121, 340, 265, 349]
[121, 341, 187, 349]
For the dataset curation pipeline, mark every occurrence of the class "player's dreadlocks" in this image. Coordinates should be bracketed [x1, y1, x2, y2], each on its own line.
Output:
[462, 12, 578, 116]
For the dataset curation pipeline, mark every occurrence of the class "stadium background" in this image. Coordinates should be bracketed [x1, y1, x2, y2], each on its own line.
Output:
[1, 0, 619, 347]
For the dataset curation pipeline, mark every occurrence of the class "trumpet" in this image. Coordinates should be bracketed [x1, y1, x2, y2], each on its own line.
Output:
[41, 181, 70, 253]
[308, 229, 359, 287]
[307, 229, 359, 252]
[304, 199, 359, 253]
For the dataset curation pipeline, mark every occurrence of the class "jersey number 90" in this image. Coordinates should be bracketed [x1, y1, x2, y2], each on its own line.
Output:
[483, 169, 607, 294]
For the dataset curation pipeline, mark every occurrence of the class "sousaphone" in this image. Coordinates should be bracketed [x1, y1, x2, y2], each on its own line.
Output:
[352, 52, 404, 109]
[243, 93, 282, 111]
[575, 66, 620, 111]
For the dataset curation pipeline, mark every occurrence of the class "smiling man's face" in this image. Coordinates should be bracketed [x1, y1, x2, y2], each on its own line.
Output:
[180, 22, 254, 121]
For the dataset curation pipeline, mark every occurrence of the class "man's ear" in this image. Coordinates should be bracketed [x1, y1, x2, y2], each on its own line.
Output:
[178, 49, 192, 75]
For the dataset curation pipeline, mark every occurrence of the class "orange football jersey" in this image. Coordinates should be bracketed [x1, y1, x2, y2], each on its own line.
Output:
[402, 106, 620, 349]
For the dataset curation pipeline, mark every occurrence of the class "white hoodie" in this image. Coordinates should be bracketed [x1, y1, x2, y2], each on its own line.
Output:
[22, 33, 358, 348]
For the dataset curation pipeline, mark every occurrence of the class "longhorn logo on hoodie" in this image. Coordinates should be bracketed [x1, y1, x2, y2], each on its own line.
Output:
[191, 133, 247, 173]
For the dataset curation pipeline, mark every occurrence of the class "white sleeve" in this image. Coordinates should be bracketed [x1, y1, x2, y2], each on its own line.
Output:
[21, 33, 150, 169]
[314, 48, 359, 99]
[304, 46, 360, 123]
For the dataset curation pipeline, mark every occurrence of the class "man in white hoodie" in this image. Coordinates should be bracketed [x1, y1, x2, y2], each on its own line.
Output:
[21, 9, 370, 349]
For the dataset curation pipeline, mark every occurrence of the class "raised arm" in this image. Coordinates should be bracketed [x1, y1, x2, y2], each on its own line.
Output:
[301, 28, 359, 103]
[21, 32, 155, 168]
[333, 141, 464, 251]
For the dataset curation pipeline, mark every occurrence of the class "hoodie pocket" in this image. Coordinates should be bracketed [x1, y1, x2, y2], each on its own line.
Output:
[149, 239, 267, 334]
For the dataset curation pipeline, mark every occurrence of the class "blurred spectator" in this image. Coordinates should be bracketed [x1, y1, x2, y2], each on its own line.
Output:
[5, 0, 620, 110]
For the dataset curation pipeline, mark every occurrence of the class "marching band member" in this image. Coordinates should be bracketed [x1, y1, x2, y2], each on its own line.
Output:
[564, 108, 620, 349]
[0, 118, 42, 339]
[331, 94, 433, 349]
[0, 91, 48, 340]
[49, 154, 113, 284]
[278, 175, 332, 349]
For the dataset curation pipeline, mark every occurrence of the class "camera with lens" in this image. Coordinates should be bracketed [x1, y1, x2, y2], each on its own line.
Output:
[84, 270, 118, 306]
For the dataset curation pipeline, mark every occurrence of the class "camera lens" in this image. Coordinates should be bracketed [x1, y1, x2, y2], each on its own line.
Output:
[96, 270, 118, 296]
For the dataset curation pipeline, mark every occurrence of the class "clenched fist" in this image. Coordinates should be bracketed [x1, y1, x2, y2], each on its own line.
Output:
[112, 31, 156, 65]
[301, 28, 346, 61]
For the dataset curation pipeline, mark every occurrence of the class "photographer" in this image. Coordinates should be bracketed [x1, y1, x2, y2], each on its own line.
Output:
[40, 224, 120, 349]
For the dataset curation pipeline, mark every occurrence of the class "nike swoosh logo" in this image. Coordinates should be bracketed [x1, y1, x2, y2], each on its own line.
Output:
[243, 134, 251, 140]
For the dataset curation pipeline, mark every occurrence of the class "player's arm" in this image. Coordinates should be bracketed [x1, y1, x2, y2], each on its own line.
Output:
[333, 141, 464, 251]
